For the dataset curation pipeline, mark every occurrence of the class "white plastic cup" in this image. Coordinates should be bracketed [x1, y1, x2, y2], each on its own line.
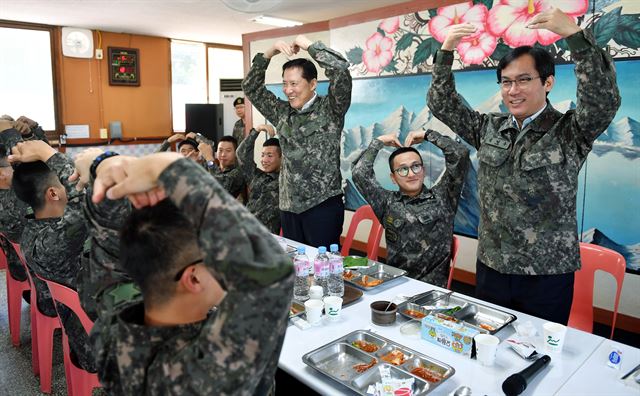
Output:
[309, 285, 324, 300]
[304, 299, 324, 325]
[474, 334, 500, 366]
[323, 296, 343, 321]
[543, 322, 567, 353]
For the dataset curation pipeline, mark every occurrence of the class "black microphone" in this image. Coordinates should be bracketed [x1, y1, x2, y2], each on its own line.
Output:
[502, 354, 551, 396]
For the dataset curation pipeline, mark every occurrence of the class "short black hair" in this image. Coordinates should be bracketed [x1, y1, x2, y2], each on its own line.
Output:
[120, 200, 201, 307]
[282, 58, 318, 82]
[218, 135, 238, 150]
[178, 138, 199, 151]
[497, 46, 555, 86]
[388, 147, 422, 172]
[12, 161, 60, 211]
[263, 138, 281, 156]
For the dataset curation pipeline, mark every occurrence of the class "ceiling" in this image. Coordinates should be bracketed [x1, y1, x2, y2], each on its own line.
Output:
[0, 0, 410, 46]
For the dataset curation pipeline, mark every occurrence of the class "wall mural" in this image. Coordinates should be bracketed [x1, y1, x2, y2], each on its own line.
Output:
[266, 0, 640, 272]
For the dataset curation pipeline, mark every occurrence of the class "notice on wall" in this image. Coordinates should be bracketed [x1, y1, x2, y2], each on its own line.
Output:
[65, 124, 90, 139]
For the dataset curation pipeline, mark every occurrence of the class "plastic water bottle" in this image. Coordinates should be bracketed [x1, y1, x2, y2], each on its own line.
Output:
[314, 246, 330, 296]
[293, 247, 310, 301]
[328, 244, 345, 297]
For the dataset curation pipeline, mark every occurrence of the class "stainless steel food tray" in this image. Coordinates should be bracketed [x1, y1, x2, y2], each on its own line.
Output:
[343, 263, 407, 291]
[302, 330, 455, 395]
[396, 290, 517, 334]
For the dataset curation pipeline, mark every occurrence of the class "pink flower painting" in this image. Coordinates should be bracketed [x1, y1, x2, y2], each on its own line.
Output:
[429, 1, 489, 43]
[457, 31, 497, 64]
[362, 32, 394, 73]
[379, 17, 400, 34]
[487, 0, 589, 47]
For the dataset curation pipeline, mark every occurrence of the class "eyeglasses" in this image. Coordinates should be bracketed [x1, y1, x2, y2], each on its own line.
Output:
[394, 163, 424, 177]
[498, 76, 543, 89]
[174, 258, 204, 281]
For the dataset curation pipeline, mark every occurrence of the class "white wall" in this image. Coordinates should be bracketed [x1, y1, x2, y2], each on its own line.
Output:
[207, 47, 243, 104]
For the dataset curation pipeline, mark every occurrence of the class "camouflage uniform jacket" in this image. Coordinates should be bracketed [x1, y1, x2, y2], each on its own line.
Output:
[0, 188, 31, 281]
[87, 158, 294, 395]
[428, 30, 620, 275]
[243, 41, 352, 213]
[233, 118, 245, 144]
[237, 129, 281, 233]
[352, 131, 470, 287]
[20, 152, 96, 371]
[0, 124, 51, 280]
[207, 161, 246, 198]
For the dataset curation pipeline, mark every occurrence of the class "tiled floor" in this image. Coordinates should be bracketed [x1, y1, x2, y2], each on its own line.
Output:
[0, 271, 68, 395]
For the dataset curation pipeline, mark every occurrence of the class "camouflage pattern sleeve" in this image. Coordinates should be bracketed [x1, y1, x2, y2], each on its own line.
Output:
[194, 133, 215, 147]
[236, 128, 259, 182]
[0, 128, 23, 153]
[156, 139, 171, 153]
[565, 30, 620, 149]
[44, 153, 86, 258]
[78, 183, 134, 319]
[425, 130, 470, 211]
[25, 125, 49, 144]
[351, 139, 392, 221]
[427, 50, 487, 149]
[308, 41, 352, 117]
[157, 159, 294, 395]
[208, 164, 246, 198]
[242, 53, 290, 124]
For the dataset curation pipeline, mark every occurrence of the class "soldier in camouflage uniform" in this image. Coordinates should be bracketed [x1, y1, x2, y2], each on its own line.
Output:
[10, 140, 97, 372]
[232, 97, 246, 144]
[0, 151, 29, 282]
[80, 151, 293, 395]
[243, 34, 352, 247]
[236, 124, 281, 233]
[352, 130, 469, 287]
[0, 118, 50, 285]
[199, 135, 246, 198]
[427, 9, 620, 323]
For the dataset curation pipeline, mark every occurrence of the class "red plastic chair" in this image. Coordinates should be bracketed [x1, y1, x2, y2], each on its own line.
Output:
[0, 236, 7, 270]
[40, 277, 101, 396]
[568, 243, 626, 339]
[13, 242, 60, 393]
[446, 236, 460, 290]
[341, 205, 384, 260]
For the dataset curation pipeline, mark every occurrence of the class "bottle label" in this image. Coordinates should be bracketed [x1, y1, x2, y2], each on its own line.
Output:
[315, 260, 329, 277]
[294, 260, 308, 277]
[330, 259, 343, 274]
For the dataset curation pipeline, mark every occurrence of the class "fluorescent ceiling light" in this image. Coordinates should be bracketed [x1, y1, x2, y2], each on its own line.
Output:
[252, 15, 303, 27]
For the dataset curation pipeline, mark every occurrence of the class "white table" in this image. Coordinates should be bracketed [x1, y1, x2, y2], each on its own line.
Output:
[278, 238, 638, 395]
[556, 339, 640, 395]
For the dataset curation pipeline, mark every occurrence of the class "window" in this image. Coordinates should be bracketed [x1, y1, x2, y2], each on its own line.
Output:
[0, 26, 56, 130]
[171, 40, 207, 132]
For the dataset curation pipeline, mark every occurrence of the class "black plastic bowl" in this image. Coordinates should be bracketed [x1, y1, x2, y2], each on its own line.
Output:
[370, 301, 397, 326]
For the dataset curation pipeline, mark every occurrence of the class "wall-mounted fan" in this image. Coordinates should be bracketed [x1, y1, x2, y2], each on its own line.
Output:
[220, 0, 283, 13]
[61, 27, 94, 58]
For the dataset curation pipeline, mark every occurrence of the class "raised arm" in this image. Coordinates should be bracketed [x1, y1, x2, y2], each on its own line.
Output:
[352, 134, 400, 220]
[302, 36, 352, 117]
[427, 24, 488, 149]
[242, 41, 291, 123]
[236, 128, 261, 181]
[528, 8, 620, 148]
[426, 130, 470, 210]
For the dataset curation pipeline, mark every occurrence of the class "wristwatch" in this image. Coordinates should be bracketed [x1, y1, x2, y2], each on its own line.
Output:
[206, 160, 215, 169]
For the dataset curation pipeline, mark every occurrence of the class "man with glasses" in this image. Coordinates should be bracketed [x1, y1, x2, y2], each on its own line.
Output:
[427, 8, 620, 323]
[351, 129, 469, 287]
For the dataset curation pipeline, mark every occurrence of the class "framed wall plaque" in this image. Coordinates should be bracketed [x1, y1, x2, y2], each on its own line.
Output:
[108, 47, 140, 86]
